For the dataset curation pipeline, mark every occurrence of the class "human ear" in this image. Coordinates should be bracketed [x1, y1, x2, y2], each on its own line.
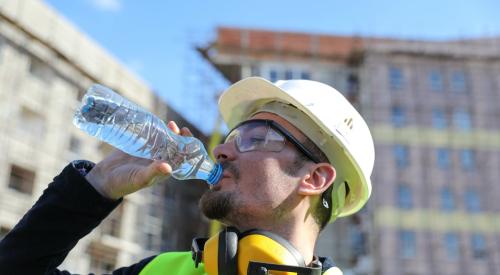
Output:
[297, 163, 336, 196]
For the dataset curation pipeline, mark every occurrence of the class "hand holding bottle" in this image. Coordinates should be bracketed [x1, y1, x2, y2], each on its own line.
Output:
[73, 84, 222, 185]
[86, 121, 192, 200]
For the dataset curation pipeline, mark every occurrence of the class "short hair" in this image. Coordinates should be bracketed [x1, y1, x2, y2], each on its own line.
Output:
[286, 137, 332, 231]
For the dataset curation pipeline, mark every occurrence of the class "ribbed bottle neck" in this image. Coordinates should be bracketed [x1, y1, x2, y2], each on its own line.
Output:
[206, 163, 223, 185]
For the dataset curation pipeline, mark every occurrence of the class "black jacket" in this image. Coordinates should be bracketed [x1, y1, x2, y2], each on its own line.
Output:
[0, 164, 155, 274]
[0, 163, 336, 275]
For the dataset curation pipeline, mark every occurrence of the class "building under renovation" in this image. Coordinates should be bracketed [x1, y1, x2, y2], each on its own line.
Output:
[0, 0, 169, 273]
[199, 27, 500, 275]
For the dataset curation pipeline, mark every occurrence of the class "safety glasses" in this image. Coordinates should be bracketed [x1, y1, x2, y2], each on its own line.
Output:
[224, 119, 320, 163]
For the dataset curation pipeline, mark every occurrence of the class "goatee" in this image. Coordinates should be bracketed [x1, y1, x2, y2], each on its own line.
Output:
[199, 161, 240, 219]
[199, 189, 234, 220]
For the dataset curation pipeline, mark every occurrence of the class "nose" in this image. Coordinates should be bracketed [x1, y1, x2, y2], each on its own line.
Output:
[213, 141, 237, 162]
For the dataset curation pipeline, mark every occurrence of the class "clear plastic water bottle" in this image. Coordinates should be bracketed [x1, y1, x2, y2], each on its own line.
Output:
[73, 84, 222, 185]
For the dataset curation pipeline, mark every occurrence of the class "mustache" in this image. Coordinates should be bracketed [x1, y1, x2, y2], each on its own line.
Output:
[220, 161, 240, 180]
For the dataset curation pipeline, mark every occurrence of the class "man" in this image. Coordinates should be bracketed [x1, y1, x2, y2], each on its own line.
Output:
[0, 77, 374, 274]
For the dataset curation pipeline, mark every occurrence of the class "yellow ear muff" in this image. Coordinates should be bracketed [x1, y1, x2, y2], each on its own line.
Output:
[237, 230, 305, 275]
[200, 228, 311, 275]
[202, 227, 239, 275]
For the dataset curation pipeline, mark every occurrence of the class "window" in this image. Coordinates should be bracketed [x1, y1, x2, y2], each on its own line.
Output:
[145, 232, 156, 251]
[429, 70, 443, 92]
[436, 148, 451, 170]
[19, 106, 45, 138]
[29, 55, 54, 84]
[347, 74, 359, 94]
[394, 145, 410, 168]
[440, 187, 455, 211]
[90, 258, 114, 275]
[300, 71, 311, 80]
[432, 108, 447, 129]
[268, 69, 310, 81]
[460, 149, 475, 170]
[444, 233, 460, 260]
[101, 203, 124, 237]
[8, 164, 35, 194]
[350, 228, 367, 256]
[147, 200, 161, 218]
[269, 69, 279, 82]
[471, 234, 487, 259]
[69, 136, 81, 154]
[392, 106, 406, 127]
[453, 109, 472, 130]
[450, 70, 467, 93]
[251, 66, 260, 77]
[465, 189, 481, 212]
[69, 136, 82, 154]
[397, 185, 413, 209]
[399, 230, 416, 259]
[389, 66, 404, 90]
[88, 243, 117, 274]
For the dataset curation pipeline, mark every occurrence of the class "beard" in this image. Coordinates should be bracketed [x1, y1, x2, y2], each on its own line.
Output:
[199, 189, 234, 220]
[199, 161, 240, 220]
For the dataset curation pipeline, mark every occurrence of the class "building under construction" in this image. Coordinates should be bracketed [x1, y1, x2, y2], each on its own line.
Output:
[0, 0, 208, 273]
[199, 27, 500, 275]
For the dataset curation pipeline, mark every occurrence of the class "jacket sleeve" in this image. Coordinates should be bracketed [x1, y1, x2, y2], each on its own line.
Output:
[0, 163, 126, 274]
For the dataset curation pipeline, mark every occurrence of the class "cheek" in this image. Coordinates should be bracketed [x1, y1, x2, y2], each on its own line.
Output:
[239, 158, 293, 206]
[242, 157, 276, 183]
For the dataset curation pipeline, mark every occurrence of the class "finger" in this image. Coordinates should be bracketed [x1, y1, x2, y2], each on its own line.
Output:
[154, 160, 172, 175]
[135, 161, 172, 188]
[167, 121, 180, 134]
[149, 162, 172, 187]
[180, 127, 193, 137]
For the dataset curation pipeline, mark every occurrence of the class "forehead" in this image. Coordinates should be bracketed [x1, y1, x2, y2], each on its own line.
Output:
[249, 112, 307, 142]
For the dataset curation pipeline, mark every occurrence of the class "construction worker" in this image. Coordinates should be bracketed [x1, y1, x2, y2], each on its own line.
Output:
[0, 77, 374, 275]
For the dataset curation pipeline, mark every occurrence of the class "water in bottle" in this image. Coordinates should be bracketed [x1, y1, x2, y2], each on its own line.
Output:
[72, 84, 222, 185]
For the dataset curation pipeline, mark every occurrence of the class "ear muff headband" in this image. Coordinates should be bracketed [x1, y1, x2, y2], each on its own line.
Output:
[219, 228, 239, 275]
[202, 228, 309, 275]
[237, 229, 305, 274]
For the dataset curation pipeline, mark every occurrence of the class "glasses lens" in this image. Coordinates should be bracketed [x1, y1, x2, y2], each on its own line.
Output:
[224, 119, 320, 163]
[263, 127, 286, 151]
[225, 121, 286, 153]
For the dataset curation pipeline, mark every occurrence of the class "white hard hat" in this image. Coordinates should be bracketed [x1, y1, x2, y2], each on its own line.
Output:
[218, 77, 375, 220]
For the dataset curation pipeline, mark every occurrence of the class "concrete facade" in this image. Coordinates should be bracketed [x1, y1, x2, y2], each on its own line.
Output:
[200, 27, 500, 275]
[364, 40, 500, 275]
[0, 0, 165, 273]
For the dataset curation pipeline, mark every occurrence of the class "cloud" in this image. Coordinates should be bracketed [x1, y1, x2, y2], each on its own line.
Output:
[88, 0, 122, 12]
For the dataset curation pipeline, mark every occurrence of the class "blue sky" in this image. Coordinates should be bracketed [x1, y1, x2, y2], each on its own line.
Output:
[45, 0, 500, 134]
